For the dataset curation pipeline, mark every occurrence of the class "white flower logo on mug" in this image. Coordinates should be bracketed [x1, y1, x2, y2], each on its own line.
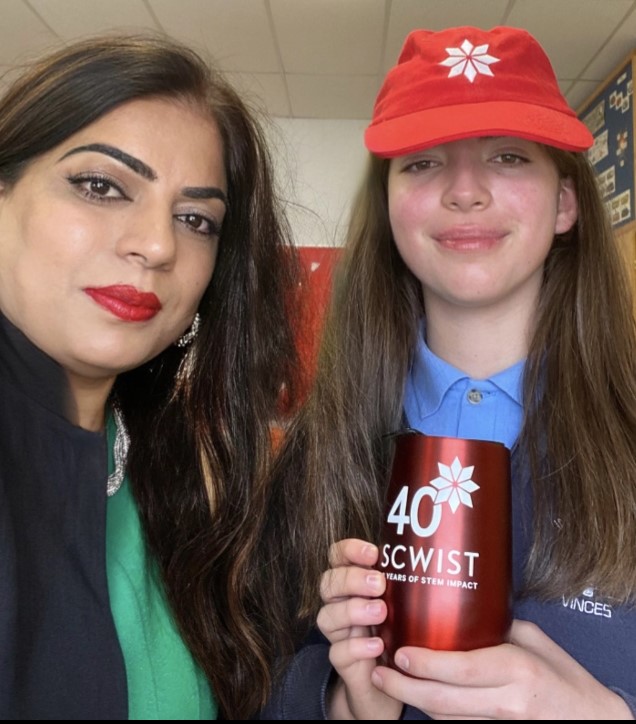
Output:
[430, 457, 480, 513]
[387, 456, 480, 537]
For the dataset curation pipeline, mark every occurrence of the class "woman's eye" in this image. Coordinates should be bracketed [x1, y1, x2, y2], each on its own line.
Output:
[67, 174, 127, 201]
[87, 179, 116, 196]
[177, 213, 220, 238]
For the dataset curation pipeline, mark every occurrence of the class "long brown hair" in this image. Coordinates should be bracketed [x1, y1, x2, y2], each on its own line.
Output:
[268, 147, 636, 628]
[523, 148, 636, 600]
[0, 34, 301, 718]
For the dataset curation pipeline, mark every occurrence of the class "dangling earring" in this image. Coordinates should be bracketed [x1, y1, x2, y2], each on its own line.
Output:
[107, 404, 130, 497]
[175, 313, 201, 348]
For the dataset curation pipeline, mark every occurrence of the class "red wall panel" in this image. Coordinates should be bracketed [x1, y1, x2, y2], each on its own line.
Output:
[295, 246, 341, 400]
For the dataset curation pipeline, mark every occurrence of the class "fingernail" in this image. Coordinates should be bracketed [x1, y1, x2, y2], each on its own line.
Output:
[362, 543, 378, 561]
[395, 653, 409, 671]
[366, 601, 383, 617]
[366, 573, 382, 590]
[371, 670, 383, 689]
[366, 637, 382, 652]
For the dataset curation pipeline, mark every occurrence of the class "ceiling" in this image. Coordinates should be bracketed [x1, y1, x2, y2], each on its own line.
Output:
[1, 0, 636, 119]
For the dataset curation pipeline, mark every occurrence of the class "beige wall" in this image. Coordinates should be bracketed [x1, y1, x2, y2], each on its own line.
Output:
[267, 117, 369, 248]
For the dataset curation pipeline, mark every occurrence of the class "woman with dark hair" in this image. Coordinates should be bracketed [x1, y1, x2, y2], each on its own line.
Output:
[262, 26, 636, 720]
[0, 34, 300, 719]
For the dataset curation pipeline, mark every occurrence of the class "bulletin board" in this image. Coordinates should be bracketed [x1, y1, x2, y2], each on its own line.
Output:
[578, 51, 636, 232]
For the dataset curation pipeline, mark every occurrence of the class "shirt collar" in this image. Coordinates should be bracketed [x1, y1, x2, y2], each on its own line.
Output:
[489, 357, 525, 406]
[0, 312, 71, 421]
[410, 333, 465, 419]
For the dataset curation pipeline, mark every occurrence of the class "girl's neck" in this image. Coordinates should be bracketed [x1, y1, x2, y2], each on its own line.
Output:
[424, 299, 535, 379]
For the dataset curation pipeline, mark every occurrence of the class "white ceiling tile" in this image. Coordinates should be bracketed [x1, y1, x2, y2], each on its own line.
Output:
[29, 0, 157, 38]
[148, 0, 281, 72]
[0, 0, 59, 65]
[287, 73, 379, 119]
[567, 79, 608, 112]
[0, 0, 633, 121]
[582, 7, 636, 81]
[557, 78, 576, 97]
[224, 72, 291, 117]
[506, 0, 633, 78]
[270, 0, 386, 74]
[385, 0, 509, 70]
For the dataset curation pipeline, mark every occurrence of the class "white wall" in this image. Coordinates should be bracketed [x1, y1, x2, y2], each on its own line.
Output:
[265, 117, 370, 248]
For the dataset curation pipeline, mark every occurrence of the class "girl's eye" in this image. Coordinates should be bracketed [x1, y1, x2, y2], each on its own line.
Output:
[67, 174, 127, 201]
[176, 213, 221, 238]
[492, 153, 529, 165]
[403, 158, 438, 173]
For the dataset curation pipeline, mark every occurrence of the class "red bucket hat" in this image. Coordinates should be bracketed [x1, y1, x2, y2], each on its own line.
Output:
[365, 26, 593, 158]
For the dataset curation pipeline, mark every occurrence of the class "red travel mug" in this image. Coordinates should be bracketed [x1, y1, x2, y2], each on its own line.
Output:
[376, 431, 512, 665]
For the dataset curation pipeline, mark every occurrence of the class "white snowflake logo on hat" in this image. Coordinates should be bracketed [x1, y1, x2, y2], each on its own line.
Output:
[439, 39, 500, 83]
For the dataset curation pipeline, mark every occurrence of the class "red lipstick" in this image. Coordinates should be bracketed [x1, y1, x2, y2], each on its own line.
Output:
[84, 285, 162, 322]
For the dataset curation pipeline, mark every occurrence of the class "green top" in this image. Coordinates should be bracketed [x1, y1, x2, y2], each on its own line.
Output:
[105, 417, 217, 720]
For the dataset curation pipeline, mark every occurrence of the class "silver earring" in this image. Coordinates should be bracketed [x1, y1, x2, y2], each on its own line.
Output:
[175, 313, 201, 348]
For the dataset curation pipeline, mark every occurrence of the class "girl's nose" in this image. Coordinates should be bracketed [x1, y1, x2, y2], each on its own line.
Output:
[441, 158, 492, 212]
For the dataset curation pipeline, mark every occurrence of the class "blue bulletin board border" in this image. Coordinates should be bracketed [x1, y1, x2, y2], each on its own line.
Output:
[578, 51, 636, 231]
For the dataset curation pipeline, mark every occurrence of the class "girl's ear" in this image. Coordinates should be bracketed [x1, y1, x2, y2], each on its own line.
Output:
[555, 177, 578, 234]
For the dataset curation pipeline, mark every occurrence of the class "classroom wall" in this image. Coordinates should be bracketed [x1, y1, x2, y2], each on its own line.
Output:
[266, 117, 370, 248]
[264, 117, 370, 389]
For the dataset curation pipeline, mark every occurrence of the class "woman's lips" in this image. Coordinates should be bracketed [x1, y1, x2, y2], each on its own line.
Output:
[84, 285, 162, 322]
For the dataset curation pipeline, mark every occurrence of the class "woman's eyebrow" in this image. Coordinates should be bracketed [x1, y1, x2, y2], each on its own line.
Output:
[59, 142, 228, 206]
[182, 186, 227, 207]
[59, 143, 157, 180]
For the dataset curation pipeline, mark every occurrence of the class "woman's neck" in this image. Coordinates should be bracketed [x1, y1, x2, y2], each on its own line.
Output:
[424, 299, 535, 379]
[65, 372, 116, 432]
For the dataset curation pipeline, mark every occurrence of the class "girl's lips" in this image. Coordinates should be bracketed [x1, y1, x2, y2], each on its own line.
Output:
[435, 228, 507, 252]
[84, 285, 162, 322]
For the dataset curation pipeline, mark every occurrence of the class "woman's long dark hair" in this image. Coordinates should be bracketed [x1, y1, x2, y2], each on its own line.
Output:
[0, 34, 301, 718]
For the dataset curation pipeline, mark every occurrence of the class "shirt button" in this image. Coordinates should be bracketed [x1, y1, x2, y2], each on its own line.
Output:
[467, 389, 483, 404]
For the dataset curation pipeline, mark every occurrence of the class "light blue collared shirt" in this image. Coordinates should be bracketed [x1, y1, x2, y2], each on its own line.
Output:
[403, 331, 524, 449]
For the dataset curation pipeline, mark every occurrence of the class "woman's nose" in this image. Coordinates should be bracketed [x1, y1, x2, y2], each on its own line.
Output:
[116, 208, 177, 269]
